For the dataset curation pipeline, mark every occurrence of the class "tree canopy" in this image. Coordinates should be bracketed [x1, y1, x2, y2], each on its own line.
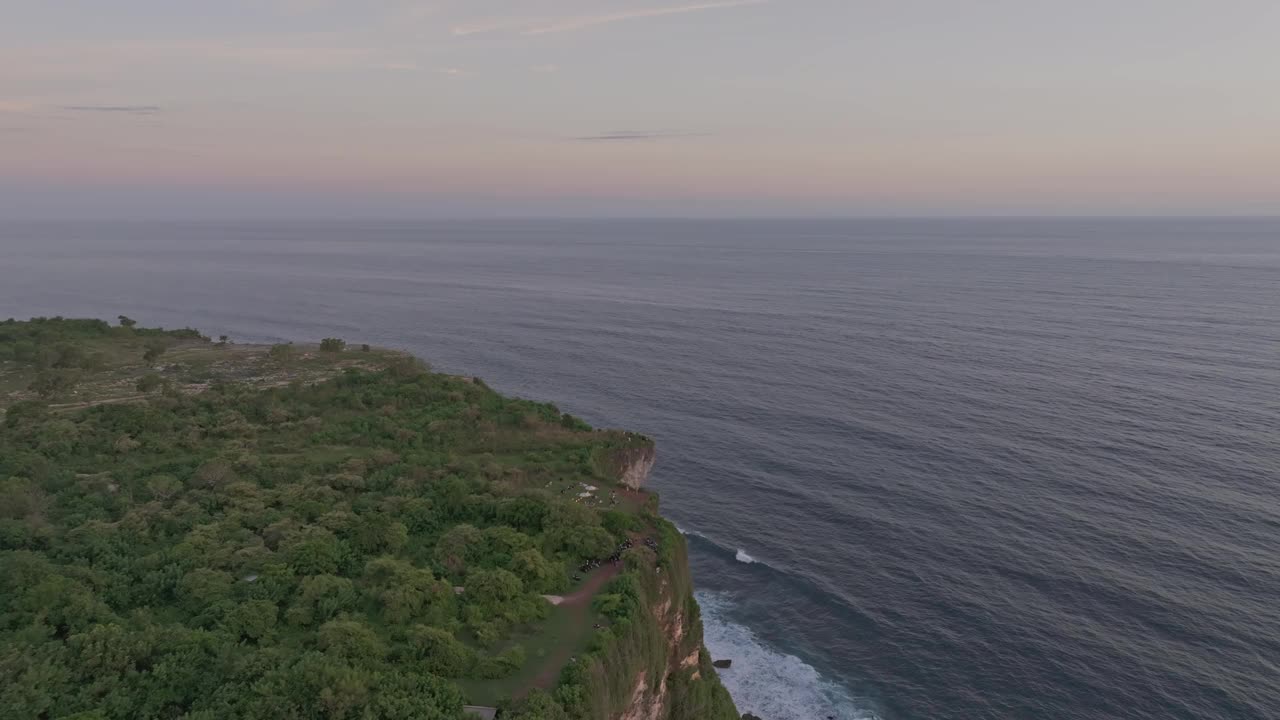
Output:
[0, 318, 660, 720]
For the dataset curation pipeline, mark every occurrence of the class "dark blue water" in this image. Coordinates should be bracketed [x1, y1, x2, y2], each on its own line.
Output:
[3, 219, 1278, 720]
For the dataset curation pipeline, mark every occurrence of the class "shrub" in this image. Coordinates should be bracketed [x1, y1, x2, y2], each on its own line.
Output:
[136, 373, 165, 393]
[317, 619, 386, 660]
[283, 532, 343, 576]
[476, 645, 526, 679]
[30, 369, 81, 399]
[79, 352, 108, 372]
[406, 625, 474, 676]
[286, 575, 358, 627]
[269, 343, 297, 363]
[320, 338, 347, 353]
[224, 599, 278, 641]
[51, 343, 86, 369]
[142, 341, 167, 363]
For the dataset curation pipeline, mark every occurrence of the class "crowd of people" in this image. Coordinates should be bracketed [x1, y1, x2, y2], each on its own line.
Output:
[576, 535, 658, 578]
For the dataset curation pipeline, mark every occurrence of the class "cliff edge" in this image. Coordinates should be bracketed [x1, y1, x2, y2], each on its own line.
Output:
[526, 443, 741, 720]
[599, 442, 658, 491]
[611, 521, 740, 720]
[538, 510, 740, 720]
[502, 439, 740, 720]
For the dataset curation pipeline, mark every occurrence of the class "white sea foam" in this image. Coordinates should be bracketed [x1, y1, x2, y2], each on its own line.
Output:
[735, 548, 757, 564]
[697, 591, 879, 720]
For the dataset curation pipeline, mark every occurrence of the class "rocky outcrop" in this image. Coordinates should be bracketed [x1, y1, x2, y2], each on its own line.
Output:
[614, 444, 656, 490]
[618, 673, 663, 720]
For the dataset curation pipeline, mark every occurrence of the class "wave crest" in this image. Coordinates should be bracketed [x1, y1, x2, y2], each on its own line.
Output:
[698, 591, 879, 720]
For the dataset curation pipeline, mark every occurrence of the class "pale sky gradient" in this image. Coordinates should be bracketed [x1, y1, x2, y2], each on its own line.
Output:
[3, 0, 1279, 218]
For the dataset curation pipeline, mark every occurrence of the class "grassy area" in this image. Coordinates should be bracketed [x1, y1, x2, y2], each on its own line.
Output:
[0, 330, 407, 413]
[458, 600, 606, 706]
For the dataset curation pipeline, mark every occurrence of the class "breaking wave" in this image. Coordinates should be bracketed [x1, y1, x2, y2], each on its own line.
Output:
[698, 591, 879, 720]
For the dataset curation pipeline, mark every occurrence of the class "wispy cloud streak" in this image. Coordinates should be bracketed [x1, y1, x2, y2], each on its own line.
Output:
[526, 0, 766, 35]
[574, 130, 710, 141]
[62, 105, 162, 114]
[453, 0, 767, 36]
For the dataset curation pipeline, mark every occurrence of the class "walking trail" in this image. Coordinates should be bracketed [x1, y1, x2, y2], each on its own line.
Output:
[522, 563, 623, 696]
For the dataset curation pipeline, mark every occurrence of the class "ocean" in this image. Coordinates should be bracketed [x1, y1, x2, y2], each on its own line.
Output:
[2, 218, 1277, 720]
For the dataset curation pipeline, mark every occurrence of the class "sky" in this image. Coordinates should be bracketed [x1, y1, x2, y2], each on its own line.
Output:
[2, 0, 1278, 218]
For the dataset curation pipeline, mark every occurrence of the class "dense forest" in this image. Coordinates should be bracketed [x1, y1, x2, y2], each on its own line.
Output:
[0, 318, 738, 720]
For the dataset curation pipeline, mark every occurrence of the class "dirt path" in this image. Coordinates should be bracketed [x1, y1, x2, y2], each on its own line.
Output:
[521, 563, 623, 696]
[48, 394, 149, 410]
[566, 562, 621, 606]
[542, 561, 623, 607]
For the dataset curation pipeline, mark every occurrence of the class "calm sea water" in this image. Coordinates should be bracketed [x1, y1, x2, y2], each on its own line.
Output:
[3, 219, 1278, 720]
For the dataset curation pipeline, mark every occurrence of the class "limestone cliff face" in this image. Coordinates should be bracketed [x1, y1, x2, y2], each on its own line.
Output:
[610, 444, 657, 490]
[608, 528, 740, 720]
[615, 579, 682, 720]
[577, 440, 736, 720]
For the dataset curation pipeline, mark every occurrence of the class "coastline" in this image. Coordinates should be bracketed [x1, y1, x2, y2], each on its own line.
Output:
[0, 318, 742, 720]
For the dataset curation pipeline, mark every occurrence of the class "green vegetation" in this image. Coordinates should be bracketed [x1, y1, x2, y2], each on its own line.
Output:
[0, 318, 402, 410]
[0, 318, 737, 720]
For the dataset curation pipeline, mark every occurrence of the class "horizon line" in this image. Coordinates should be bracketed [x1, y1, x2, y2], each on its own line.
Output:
[3, 214, 1279, 223]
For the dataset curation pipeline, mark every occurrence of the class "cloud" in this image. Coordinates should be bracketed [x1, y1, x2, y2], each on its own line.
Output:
[273, 0, 440, 23]
[529, 64, 559, 73]
[527, 0, 767, 35]
[62, 105, 163, 115]
[574, 130, 710, 141]
[0, 100, 38, 114]
[187, 44, 407, 72]
[3, 41, 428, 77]
[454, 0, 767, 36]
[450, 18, 522, 36]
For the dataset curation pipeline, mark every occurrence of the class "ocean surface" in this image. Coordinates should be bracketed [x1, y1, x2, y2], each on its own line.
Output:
[2, 218, 1278, 720]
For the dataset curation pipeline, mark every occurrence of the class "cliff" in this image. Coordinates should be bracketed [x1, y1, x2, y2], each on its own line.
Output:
[598, 442, 658, 491]
[543, 445, 740, 720]
[489, 441, 738, 720]
[611, 523, 741, 720]
[609, 448, 742, 712]
[548, 511, 740, 720]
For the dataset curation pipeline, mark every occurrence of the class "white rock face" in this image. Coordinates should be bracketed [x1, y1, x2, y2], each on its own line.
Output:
[619, 446, 656, 490]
